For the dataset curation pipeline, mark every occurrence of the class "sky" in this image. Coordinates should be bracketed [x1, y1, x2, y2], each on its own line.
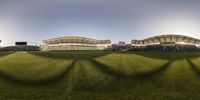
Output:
[0, 0, 200, 46]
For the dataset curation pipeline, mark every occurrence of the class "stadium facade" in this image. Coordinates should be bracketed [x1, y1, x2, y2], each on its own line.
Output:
[131, 34, 200, 51]
[42, 36, 111, 51]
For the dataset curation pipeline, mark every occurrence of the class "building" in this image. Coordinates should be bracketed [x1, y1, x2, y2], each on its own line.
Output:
[42, 36, 111, 51]
[131, 34, 200, 51]
[112, 41, 132, 51]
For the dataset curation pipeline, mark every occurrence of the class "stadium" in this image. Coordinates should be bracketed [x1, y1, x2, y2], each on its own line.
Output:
[42, 36, 111, 51]
[1, 34, 200, 99]
[2, 0, 200, 99]
[2, 34, 200, 52]
[131, 34, 200, 52]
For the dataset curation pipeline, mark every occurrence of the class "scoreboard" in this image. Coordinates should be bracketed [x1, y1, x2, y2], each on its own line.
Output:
[15, 42, 27, 45]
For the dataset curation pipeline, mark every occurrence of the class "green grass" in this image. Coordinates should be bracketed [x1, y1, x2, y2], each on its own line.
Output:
[0, 51, 200, 100]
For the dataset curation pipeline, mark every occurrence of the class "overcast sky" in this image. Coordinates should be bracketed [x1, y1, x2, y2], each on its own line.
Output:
[0, 0, 200, 46]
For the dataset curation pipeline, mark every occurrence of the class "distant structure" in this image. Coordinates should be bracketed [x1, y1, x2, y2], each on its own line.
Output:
[0, 41, 40, 51]
[118, 41, 126, 46]
[42, 36, 111, 51]
[131, 34, 200, 52]
[112, 41, 132, 51]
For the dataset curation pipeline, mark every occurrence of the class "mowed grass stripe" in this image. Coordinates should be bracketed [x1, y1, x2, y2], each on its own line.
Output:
[0, 52, 73, 82]
[95, 53, 168, 75]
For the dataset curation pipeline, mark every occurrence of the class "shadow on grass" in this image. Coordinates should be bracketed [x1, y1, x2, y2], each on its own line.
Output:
[0, 52, 14, 57]
[187, 59, 200, 77]
[70, 59, 173, 93]
[135, 60, 173, 80]
[28, 51, 75, 59]
[90, 59, 173, 80]
[10, 51, 200, 61]
[121, 51, 200, 60]
[0, 61, 76, 86]
[29, 51, 116, 60]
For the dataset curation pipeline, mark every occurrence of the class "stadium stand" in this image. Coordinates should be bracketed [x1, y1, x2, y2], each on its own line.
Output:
[0, 45, 40, 51]
[131, 34, 200, 52]
[42, 36, 111, 51]
[0, 42, 40, 51]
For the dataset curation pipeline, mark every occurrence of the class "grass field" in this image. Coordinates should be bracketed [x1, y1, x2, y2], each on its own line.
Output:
[0, 51, 200, 100]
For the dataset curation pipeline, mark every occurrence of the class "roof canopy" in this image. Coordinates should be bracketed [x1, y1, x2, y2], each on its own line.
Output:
[132, 34, 200, 45]
[44, 36, 111, 44]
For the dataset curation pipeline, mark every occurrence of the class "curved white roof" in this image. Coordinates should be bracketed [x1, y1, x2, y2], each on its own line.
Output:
[44, 36, 111, 44]
[132, 34, 200, 45]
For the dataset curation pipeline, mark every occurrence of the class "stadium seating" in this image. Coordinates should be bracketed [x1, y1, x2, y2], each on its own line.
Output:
[131, 34, 200, 52]
[43, 36, 111, 51]
[131, 44, 198, 52]
[42, 45, 108, 51]
[0, 46, 40, 51]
